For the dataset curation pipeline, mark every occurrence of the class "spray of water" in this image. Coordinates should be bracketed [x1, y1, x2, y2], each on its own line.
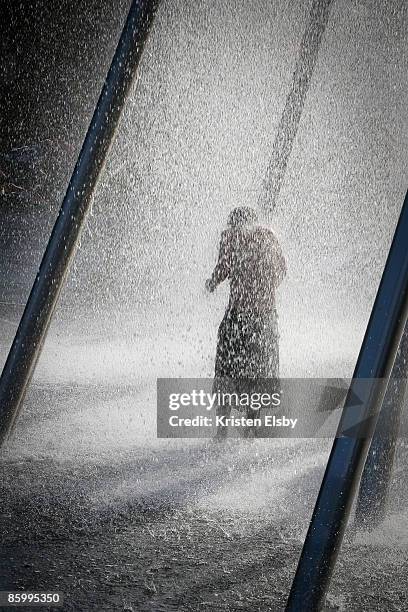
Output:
[1, 2, 408, 608]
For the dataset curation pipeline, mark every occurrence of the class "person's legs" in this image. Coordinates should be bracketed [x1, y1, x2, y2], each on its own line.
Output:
[240, 310, 280, 438]
[214, 397, 231, 440]
[243, 406, 260, 438]
[212, 309, 240, 440]
[242, 377, 261, 438]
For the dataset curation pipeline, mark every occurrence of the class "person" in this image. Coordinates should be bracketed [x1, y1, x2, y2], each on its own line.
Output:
[206, 206, 286, 439]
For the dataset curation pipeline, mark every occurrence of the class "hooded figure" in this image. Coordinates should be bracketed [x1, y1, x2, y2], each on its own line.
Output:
[206, 206, 287, 438]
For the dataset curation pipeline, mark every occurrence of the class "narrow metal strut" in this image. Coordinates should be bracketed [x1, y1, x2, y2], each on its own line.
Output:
[0, 0, 160, 444]
[286, 190, 408, 611]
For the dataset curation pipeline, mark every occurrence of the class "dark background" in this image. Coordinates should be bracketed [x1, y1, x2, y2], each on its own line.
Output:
[0, 0, 130, 304]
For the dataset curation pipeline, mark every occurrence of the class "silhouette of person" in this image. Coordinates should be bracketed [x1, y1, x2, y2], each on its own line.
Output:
[206, 206, 286, 439]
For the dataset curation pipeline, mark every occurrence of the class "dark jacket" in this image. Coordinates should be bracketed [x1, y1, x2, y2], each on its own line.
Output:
[209, 226, 286, 313]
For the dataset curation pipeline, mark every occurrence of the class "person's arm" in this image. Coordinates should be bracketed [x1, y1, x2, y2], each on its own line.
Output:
[206, 230, 230, 292]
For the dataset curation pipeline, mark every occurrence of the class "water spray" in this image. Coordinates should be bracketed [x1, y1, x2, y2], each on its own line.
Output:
[0, 0, 160, 445]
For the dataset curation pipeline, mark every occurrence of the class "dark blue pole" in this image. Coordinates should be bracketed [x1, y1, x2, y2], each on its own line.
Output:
[0, 0, 160, 445]
[355, 326, 408, 528]
[285, 190, 408, 611]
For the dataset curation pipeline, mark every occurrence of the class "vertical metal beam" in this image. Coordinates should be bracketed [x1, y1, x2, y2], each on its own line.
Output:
[259, 0, 333, 216]
[285, 190, 408, 612]
[0, 0, 160, 445]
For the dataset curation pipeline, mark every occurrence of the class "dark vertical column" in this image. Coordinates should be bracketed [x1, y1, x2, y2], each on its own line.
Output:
[0, 0, 160, 445]
[259, 0, 333, 216]
[285, 191, 408, 611]
[355, 326, 408, 528]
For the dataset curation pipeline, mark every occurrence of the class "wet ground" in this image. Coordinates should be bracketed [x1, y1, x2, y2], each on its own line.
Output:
[1, 372, 408, 611]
